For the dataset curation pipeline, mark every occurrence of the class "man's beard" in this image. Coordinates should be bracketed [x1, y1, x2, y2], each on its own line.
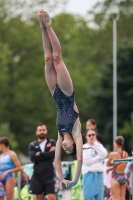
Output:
[37, 134, 47, 139]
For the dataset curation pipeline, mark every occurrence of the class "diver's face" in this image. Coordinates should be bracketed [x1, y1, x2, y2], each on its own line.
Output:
[62, 139, 74, 154]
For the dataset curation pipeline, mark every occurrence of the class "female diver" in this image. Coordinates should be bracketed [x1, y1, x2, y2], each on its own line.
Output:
[37, 9, 83, 188]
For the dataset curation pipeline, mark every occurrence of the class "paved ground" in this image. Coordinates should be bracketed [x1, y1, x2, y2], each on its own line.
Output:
[62, 189, 83, 200]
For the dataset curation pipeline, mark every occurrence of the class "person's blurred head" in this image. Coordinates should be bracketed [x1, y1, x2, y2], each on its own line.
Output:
[113, 136, 124, 151]
[36, 123, 47, 140]
[86, 119, 97, 131]
[0, 137, 12, 151]
[86, 129, 96, 145]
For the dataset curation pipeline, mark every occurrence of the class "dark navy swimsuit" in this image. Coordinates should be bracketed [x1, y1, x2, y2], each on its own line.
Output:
[53, 84, 79, 136]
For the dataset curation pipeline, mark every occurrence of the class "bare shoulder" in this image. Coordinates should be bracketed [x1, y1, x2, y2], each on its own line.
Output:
[109, 151, 118, 157]
[10, 150, 18, 158]
[109, 151, 122, 160]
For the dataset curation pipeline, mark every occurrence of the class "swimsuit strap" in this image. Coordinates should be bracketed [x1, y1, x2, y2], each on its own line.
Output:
[123, 151, 127, 159]
[113, 151, 127, 170]
[118, 151, 123, 158]
[7, 150, 12, 155]
[0, 150, 12, 157]
[118, 151, 127, 159]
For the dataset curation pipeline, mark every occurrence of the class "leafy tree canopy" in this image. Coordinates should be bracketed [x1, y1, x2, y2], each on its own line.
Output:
[0, 0, 133, 155]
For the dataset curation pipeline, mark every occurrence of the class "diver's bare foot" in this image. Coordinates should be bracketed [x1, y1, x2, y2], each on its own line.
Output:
[39, 10, 52, 28]
[37, 9, 45, 26]
[37, 9, 46, 28]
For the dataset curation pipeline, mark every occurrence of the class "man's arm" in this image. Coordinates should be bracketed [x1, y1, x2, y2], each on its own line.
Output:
[29, 143, 47, 162]
[40, 140, 56, 158]
[40, 151, 55, 158]
[29, 140, 56, 162]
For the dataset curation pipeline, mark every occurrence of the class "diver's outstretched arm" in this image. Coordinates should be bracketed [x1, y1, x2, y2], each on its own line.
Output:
[66, 119, 83, 188]
[55, 133, 70, 187]
[54, 133, 63, 178]
[55, 127, 83, 189]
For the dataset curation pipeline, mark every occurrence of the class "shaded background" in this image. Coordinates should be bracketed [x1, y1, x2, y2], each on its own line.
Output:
[0, 0, 133, 161]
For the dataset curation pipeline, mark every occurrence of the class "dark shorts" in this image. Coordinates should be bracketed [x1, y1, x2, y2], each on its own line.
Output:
[30, 173, 55, 195]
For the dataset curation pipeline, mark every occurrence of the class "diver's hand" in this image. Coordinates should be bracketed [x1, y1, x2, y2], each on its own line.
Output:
[61, 179, 70, 187]
[66, 180, 77, 189]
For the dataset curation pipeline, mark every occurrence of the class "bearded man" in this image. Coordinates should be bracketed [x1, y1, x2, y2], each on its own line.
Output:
[29, 123, 56, 200]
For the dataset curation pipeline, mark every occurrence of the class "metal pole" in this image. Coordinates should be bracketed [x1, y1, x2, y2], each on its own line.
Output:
[17, 171, 21, 200]
[113, 17, 117, 141]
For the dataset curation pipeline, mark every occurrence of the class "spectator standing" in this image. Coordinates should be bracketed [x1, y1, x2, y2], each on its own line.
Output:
[107, 136, 128, 200]
[29, 123, 56, 200]
[86, 119, 97, 132]
[0, 137, 21, 200]
[82, 129, 108, 200]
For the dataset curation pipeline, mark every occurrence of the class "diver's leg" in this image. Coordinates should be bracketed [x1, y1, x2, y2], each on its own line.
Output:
[38, 9, 56, 95]
[42, 10, 73, 96]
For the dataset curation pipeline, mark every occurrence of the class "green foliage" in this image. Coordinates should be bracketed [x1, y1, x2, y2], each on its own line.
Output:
[0, 0, 67, 20]
[89, 45, 133, 152]
[0, 0, 133, 155]
[0, 123, 18, 150]
[119, 113, 133, 154]
[89, 0, 133, 27]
